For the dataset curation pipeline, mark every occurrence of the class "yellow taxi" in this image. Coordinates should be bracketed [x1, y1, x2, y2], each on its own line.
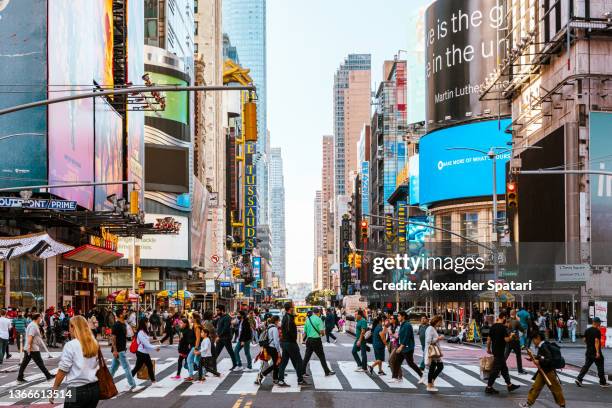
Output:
[294, 306, 312, 326]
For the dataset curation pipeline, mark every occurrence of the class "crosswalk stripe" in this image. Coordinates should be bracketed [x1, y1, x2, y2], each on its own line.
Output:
[114, 360, 175, 394]
[381, 362, 416, 389]
[133, 365, 186, 398]
[1, 368, 57, 388]
[181, 359, 233, 396]
[442, 365, 486, 386]
[523, 367, 590, 384]
[404, 365, 452, 387]
[338, 361, 379, 390]
[323, 343, 337, 347]
[561, 369, 599, 384]
[340, 343, 353, 348]
[459, 364, 526, 386]
[272, 372, 300, 393]
[227, 371, 259, 394]
[308, 362, 342, 389]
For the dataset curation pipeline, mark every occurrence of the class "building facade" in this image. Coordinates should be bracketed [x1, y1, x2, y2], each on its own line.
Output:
[269, 148, 286, 289]
[320, 136, 335, 290]
[313, 190, 323, 290]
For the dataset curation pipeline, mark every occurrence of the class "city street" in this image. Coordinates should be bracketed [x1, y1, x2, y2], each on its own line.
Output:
[0, 332, 608, 407]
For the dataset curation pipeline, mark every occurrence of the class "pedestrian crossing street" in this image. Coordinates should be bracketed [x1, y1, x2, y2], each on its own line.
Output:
[0, 355, 602, 405]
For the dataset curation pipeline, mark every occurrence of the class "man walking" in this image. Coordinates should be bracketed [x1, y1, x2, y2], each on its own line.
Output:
[16, 314, 53, 383]
[352, 310, 368, 372]
[324, 309, 337, 343]
[517, 306, 531, 348]
[233, 311, 253, 371]
[303, 307, 335, 376]
[0, 310, 11, 364]
[505, 309, 527, 374]
[110, 309, 142, 392]
[485, 312, 520, 394]
[278, 303, 307, 387]
[215, 305, 237, 370]
[575, 317, 609, 387]
[418, 316, 429, 370]
[395, 311, 424, 383]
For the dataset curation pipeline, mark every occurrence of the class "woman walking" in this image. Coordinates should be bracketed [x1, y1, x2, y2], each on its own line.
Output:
[368, 316, 387, 376]
[425, 315, 445, 392]
[131, 317, 160, 383]
[256, 315, 281, 385]
[172, 318, 194, 380]
[186, 313, 203, 381]
[50, 315, 100, 408]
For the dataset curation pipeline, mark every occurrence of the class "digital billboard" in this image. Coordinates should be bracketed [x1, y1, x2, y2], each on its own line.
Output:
[0, 0, 48, 189]
[94, 98, 123, 211]
[419, 119, 511, 205]
[48, 0, 114, 209]
[590, 112, 612, 265]
[425, 0, 510, 129]
[360, 161, 369, 216]
[408, 154, 419, 205]
[144, 144, 189, 193]
[144, 70, 190, 142]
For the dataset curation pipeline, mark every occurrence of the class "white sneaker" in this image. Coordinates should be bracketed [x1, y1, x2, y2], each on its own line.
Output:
[388, 378, 402, 383]
[354, 367, 366, 372]
[426, 385, 438, 392]
[235, 366, 244, 371]
[418, 376, 426, 385]
[130, 385, 144, 393]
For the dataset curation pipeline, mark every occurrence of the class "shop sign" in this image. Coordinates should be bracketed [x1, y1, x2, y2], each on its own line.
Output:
[74, 290, 90, 296]
[205, 279, 216, 293]
[555, 264, 591, 282]
[154, 216, 182, 233]
[0, 197, 77, 211]
[89, 227, 119, 251]
[219, 281, 232, 288]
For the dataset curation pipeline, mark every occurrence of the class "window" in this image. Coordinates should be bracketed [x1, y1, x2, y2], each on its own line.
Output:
[194, 0, 198, 13]
[440, 215, 452, 256]
[194, 42, 199, 54]
[461, 212, 479, 255]
[195, 22, 198, 36]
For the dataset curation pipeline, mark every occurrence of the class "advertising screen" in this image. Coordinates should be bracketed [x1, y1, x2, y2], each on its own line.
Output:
[419, 119, 511, 205]
[118, 214, 189, 262]
[94, 98, 124, 211]
[0, 0, 48, 189]
[48, 0, 114, 209]
[144, 72, 189, 125]
[590, 112, 612, 265]
[408, 154, 419, 205]
[145, 144, 189, 193]
[425, 0, 510, 129]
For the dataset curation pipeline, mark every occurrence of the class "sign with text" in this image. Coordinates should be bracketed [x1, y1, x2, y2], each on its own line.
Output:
[244, 142, 257, 249]
[0, 197, 77, 211]
[554, 264, 591, 282]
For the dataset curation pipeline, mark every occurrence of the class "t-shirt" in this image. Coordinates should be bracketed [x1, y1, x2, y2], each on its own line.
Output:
[0, 317, 12, 339]
[584, 326, 601, 356]
[489, 323, 508, 357]
[517, 309, 530, 328]
[372, 325, 384, 348]
[355, 318, 368, 343]
[200, 337, 212, 357]
[25, 322, 43, 351]
[58, 339, 99, 387]
[112, 321, 127, 352]
[304, 314, 324, 339]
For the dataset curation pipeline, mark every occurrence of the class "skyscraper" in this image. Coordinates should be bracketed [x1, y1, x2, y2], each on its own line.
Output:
[321, 135, 334, 290]
[269, 147, 286, 288]
[313, 191, 323, 290]
[333, 54, 371, 197]
[223, 0, 269, 225]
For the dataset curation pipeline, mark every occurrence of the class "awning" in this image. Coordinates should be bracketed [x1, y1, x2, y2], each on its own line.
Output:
[0, 232, 74, 260]
[63, 244, 123, 266]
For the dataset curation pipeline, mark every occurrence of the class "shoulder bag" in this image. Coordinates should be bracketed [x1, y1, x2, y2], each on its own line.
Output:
[96, 348, 118, 399]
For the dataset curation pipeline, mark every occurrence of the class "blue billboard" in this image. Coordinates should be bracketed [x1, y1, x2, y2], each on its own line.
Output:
[408, 154, 419, 205]
[419, 119, 511, 205]
[360, 161, 369, 216]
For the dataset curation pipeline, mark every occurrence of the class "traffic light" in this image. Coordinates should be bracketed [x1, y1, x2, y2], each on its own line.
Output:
[232, 267, 241, 278]
[355, 254, 362, 268]
[244, 101, 257, 142]
[507, 181, 518, 210]
[360, 220, 368, 240]
[347, 253, 354, 267]
[129, 190, 139, 215]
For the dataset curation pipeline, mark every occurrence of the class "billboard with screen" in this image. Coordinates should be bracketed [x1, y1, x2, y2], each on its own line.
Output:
[425, 0, 510, 129]
[145, 144, 189, 193]
[94, 98, 123, 211]
[0, 0, 48, 189]
[590, 112, 612, 265]
[419, 119, 511, 205]
[48, 0, 114, 209]
[408, 154, 419, 205]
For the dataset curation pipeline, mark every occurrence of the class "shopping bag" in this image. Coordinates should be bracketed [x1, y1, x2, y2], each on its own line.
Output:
[136, 359, 156, 380]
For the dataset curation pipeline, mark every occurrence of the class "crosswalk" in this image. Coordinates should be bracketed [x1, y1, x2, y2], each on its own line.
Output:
[0, 357, 600, 404]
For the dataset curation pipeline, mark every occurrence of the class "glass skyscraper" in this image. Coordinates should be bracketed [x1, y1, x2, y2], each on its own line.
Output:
[223, 0, 269, 224]
[269, 148, 286, 288]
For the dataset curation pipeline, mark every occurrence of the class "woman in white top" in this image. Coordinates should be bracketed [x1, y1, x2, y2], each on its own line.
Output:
[424, 315, 445, 392]
[130, 317, 160, 382]
[50, 315, 100, 407]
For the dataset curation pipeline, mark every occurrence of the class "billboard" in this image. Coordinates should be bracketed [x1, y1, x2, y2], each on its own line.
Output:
[245, 142, 257, 250]
[48, 0, 114, 209]
[360, 161, 370, 216]
[127, 0, 145, 203]
[118, 213, 189, 261]
[94, 99, 123, 211]
[0, 0, 48, 189]
[425, 0, 510, 129]
[144, 144, 189, 193]
[419, 119, 511, 205]
[144, 70, 189, 141]
[590, 112, 612, 265]
[409, 155, 419, 205]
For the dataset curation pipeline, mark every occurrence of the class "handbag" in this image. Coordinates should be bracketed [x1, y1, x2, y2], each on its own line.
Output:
[129, 335, 138, 353]
[427, 343, 443, 360]
[96, 348, 118, 400]
[137, 358, 156, 380]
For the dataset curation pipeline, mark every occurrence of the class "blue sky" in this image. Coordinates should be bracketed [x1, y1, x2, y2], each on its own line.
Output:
[266, 0, 431, 284]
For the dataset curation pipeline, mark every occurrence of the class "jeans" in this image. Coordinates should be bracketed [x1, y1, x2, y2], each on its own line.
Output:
[504, 340, 523, 372]
[110, 351, 136, 388]
[64, 381, 100, 408]
[428, 360, 444, 383]
[279, 341, 304, 382]
[302, 337, 331, 375]
[216, 337, 237, 367]
[419, 344, 426, 369]
[17, 351, 53, 380]
[187, 348, 198, 377]
[557, 328, 563, 342]
[351, 341, 367, 370]
[234, 341, 252, 369]
[486, 355, 512, 387]
[0, 338, 8, 363]
[577, 354, 607, 385]
[131, 351, 155, 382]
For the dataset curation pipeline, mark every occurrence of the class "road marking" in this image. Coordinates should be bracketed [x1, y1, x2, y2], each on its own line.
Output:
[181, 359, 233, 396]
[523, 367, 592, 384]
[1, 368, 58, 388]
[308, 362, 342, 389]
[272, 372, 300, 393]
[560, 369, 599, 384]
[323, 343, 337, 347]
[338, 361, 379, 390]
[440, 365, 486, 386]
[133, 362, 188, 398]
[227, 371, 260, 394]
[114, 360, 175, 394]
[340, 343, 353, 348]
[404, 365, 453, 387]
[459, 364, 526, 386]
[381, 362, 416, 389]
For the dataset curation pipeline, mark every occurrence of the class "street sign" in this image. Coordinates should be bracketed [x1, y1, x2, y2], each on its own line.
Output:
[210, 254, 220, 264]
[555, 264, 591, 282]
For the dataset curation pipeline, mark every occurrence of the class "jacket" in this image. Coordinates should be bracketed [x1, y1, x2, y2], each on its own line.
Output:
[281, 313, 297, 343]
[238, 319, 253, 342]
[534, 341, 555, 372]
[216, 314, 232, 339]
[398, 321, 415, 352]
[178, 327, 194, 355]
[325, 313, 336, 328]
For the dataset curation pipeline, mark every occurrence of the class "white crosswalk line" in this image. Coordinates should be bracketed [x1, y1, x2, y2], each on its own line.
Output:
[309, 362, 342, 389]
[404, 365, 452, 387]
[272, 372, 300, 393]
[323, 343, 337, 347]
[114, 360, 175, 394]
[1, 368, 58, 388]
[133, 364, 187, 398]
[523, 367, 590, 384]
[181, 359, 233, 396]
[340, 343, 353, 348]
[441, 365, 486, 386]
[381, 362, 416, 389]
[338, 361, 379, 390]
[227, 371, 259, 394]
[460, 364, 526, 385]
[560, 369, 599, 384]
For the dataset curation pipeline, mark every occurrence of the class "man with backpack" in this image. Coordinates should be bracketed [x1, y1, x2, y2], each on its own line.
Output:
[302, 307, 335, 377]
[519, 331, 566, 407]
[575, 317, 609, 387]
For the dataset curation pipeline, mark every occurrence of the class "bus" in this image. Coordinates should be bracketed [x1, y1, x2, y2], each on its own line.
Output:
[273, 298, 291, 309]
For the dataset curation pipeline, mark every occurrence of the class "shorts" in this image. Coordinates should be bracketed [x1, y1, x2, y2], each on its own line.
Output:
[374, 345, 385, 361]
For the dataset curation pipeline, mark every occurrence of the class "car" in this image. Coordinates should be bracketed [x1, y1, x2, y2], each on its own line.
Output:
[268, 308, 282, 317]
[405, 306, 428, 321]
[294, 306, 312, 326]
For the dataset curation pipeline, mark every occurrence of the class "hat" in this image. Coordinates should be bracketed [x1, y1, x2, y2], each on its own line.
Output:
[593, 317, 602, 323]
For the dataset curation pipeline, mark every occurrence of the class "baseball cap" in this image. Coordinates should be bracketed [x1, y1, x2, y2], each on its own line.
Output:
[593, 317, 602, 323]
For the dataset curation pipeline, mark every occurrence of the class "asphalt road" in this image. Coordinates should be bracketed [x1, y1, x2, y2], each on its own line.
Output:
[0, 332, 608, 407]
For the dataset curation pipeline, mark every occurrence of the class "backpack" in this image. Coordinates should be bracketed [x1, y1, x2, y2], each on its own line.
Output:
[545, 341, 565, 369]
[259, 324, 272, 347]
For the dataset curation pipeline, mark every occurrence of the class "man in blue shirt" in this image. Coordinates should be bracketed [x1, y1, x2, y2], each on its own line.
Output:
[352, 310, 368, 372]
[397, 311, 424, 383]
[516, 307, 530, 348]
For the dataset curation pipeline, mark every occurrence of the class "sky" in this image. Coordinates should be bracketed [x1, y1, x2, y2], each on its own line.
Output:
[267, 0, 431, 285]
